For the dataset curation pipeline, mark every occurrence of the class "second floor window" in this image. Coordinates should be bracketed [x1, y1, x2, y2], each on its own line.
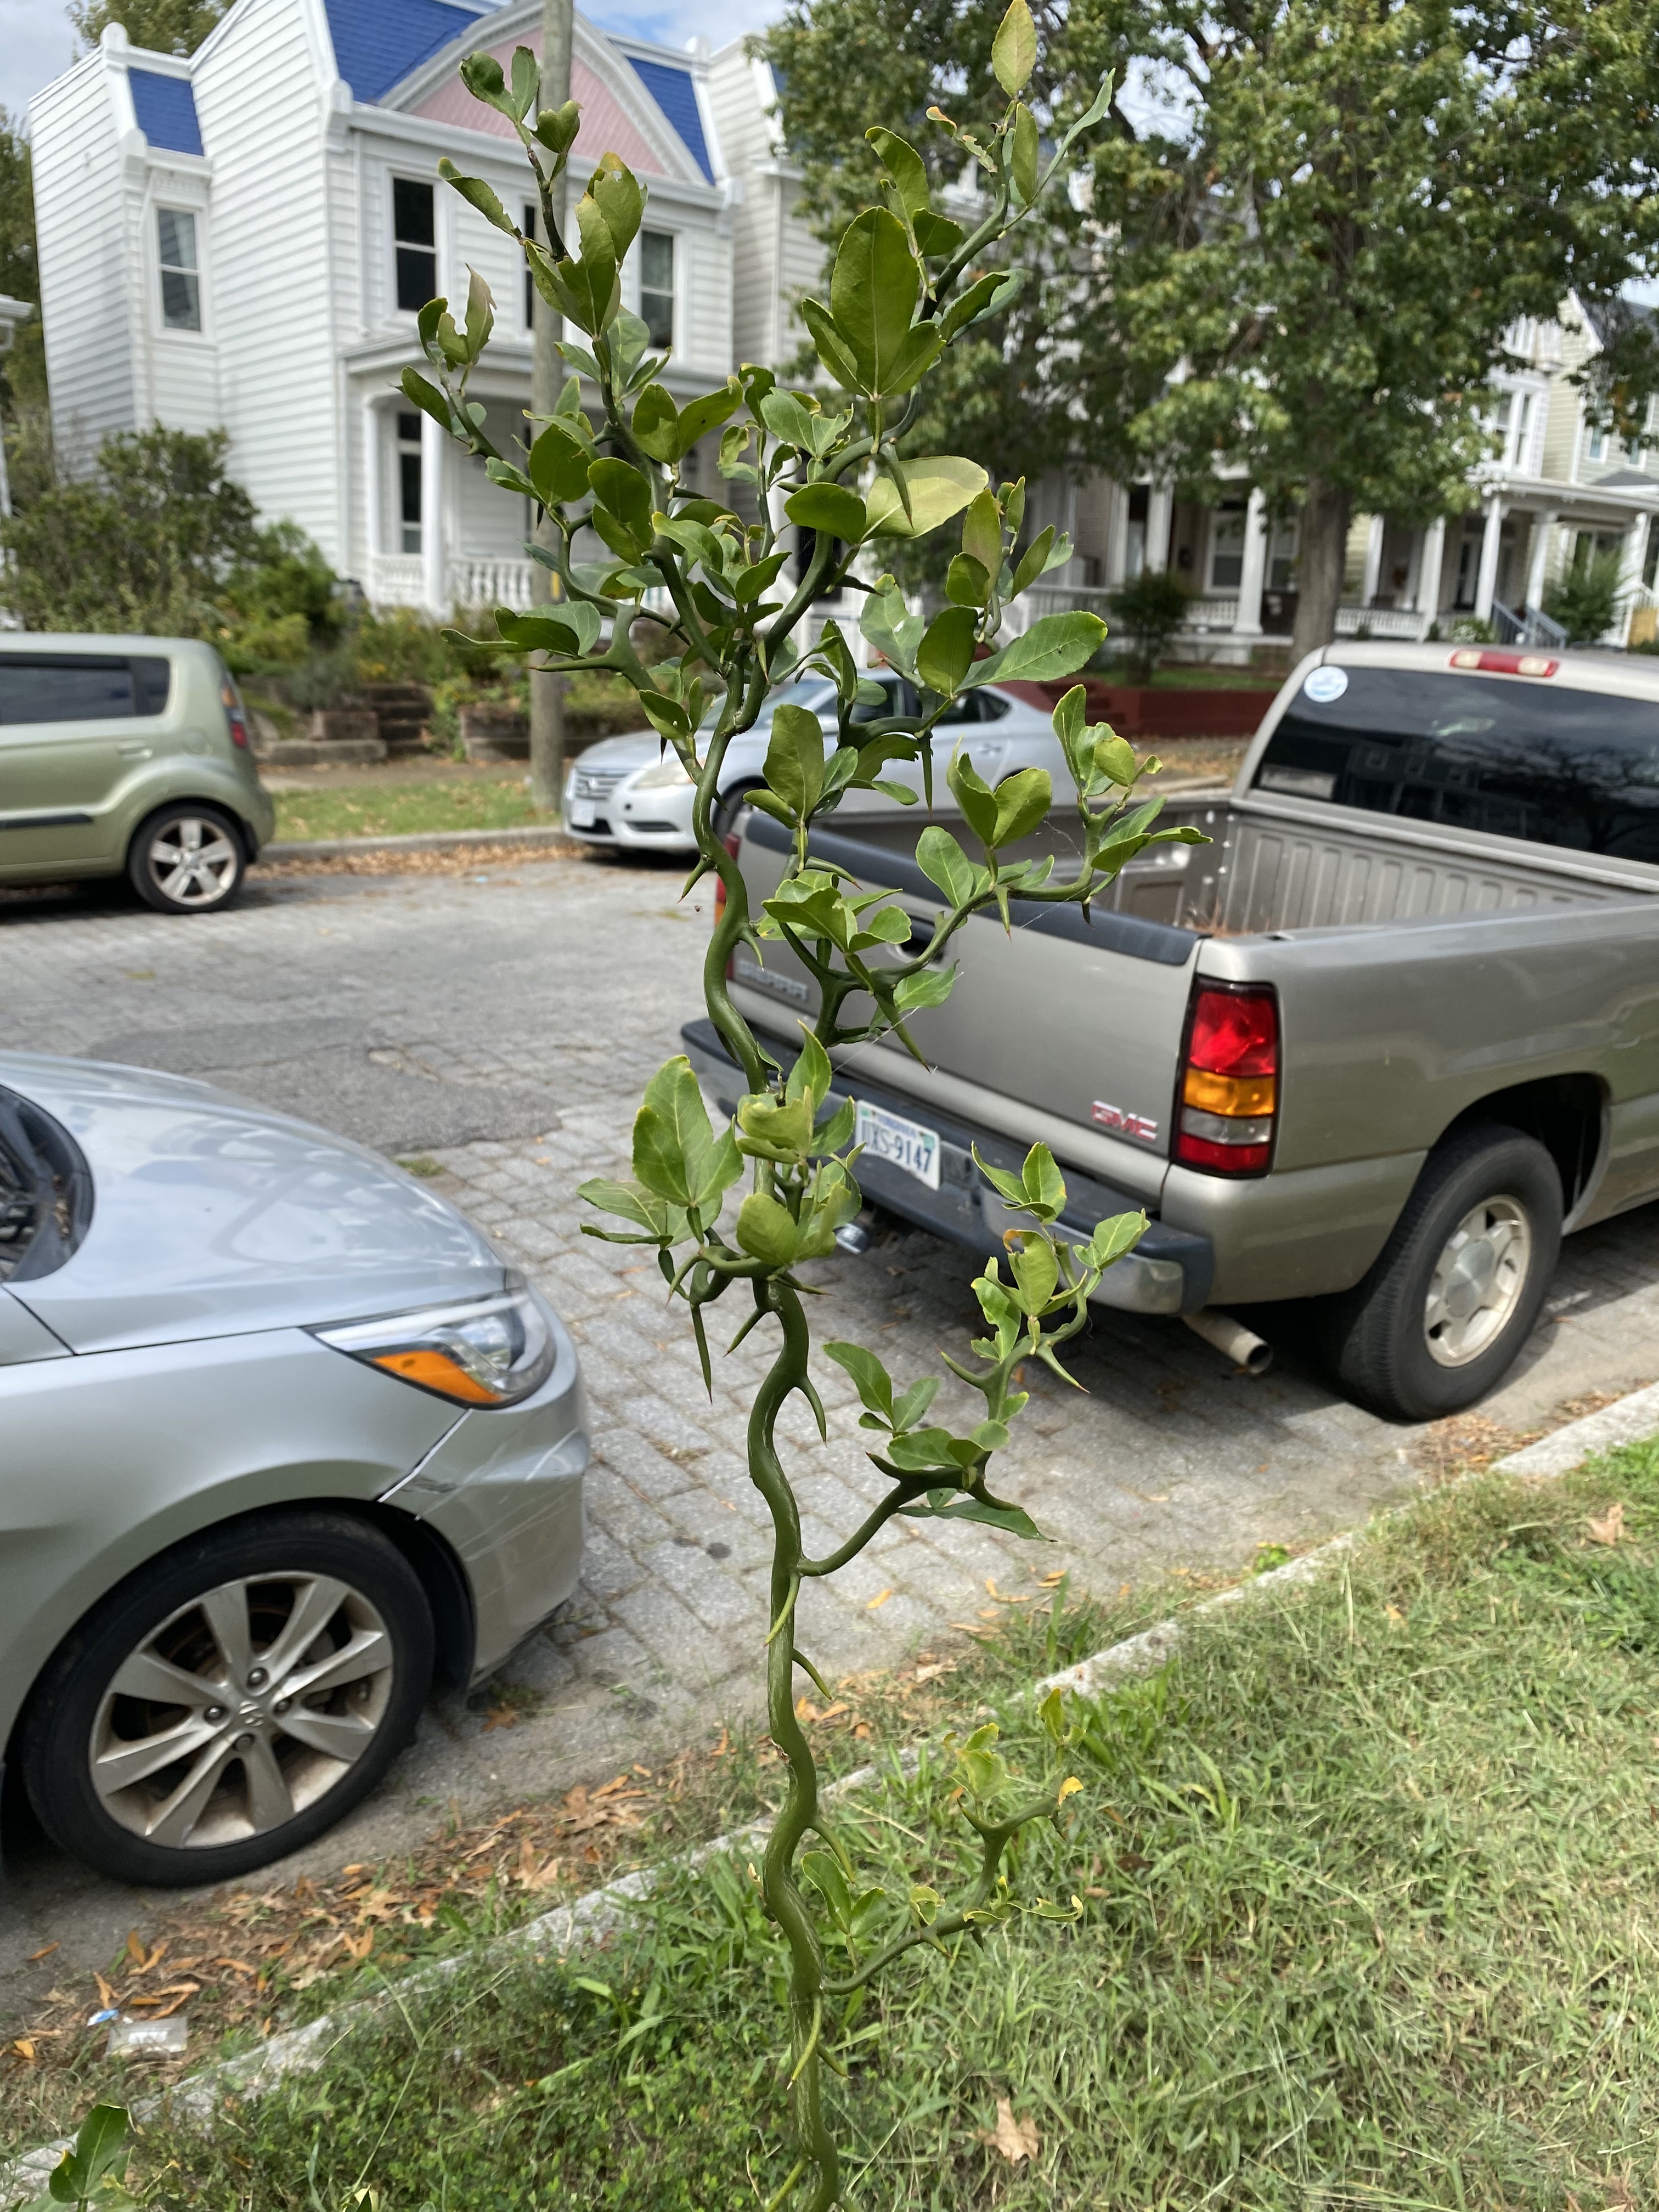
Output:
[156, 207, 200, 331]
[640, 230, 674, 350]
[394, 179, 436, 314]
[1587, 422, 1607, 465]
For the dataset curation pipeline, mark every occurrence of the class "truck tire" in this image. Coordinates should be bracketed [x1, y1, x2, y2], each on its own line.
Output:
[1319, 1122, 1562, 1422]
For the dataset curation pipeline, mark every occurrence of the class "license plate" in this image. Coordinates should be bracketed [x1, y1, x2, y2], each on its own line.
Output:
[568, 800, 596, 828]
[854, 1100, 940, 1190]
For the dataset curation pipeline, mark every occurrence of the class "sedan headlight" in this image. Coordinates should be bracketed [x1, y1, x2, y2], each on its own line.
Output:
[313, 1278, 556, 1407]
[634, 751, 695, 790]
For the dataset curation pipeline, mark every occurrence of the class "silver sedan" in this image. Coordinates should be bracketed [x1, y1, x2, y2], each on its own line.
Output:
[0, 1053, 586, 1886]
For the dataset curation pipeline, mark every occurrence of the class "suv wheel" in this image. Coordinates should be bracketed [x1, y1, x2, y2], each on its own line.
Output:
[128, 803, 245, 913]
[1319, 1122, 1562, 1421]
[20, 1511, 432, 1885]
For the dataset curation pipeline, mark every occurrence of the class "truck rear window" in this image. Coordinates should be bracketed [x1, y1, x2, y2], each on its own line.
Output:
[1253, 665, 1659, 864]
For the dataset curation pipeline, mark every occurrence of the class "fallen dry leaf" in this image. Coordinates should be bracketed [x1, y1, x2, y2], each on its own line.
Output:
[1588, 1502, 1626, 1546]
[26, 1944, 58, 1963]
[11, 2039, 36, 2062]
[866, 1588, 893, 1610]
[979, 2096, 1040, 2165]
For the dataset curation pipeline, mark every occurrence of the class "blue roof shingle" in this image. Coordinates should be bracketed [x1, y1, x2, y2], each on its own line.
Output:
[324, 0, 484, 105]
[128, 69, 204, 156]
[627, 56, 713, 183]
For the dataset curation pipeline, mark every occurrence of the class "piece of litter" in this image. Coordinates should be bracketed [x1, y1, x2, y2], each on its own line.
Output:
[107, 2013, 189, 2057]
[87, 2008, 119, 2027]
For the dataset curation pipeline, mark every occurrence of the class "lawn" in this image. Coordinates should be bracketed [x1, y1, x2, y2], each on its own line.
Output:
[270, 777, 545, 842]
[26, 1446, 1659, 2209]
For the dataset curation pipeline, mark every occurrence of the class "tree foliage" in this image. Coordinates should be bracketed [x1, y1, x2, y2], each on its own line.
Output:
[69, 0, 229, 55]
[0, 425, 334, 642]
[411, 12, 1190, 2200]
[770, 0, 1659, 653]
[0, 109, 44, 417]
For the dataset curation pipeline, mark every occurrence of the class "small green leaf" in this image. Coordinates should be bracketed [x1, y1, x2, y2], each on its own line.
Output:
[761, 702, 828, 822]
[398, 368, 450, 429]
[799, 297, 862, 392]
[828, 207, 923, 397]
[631, 1055, 714, 1208]
[674, 378, 743, 454]
[915, 825, 986, 908]
[992, 766, 1052, 847]
[946, 554, 991, 608]
[786, 483, 868, 541]
[945, 752, 1000, 847]
[1009, 523, 1059, 597]
[916, 605, 978, 695]
[864, 456, 988, 539]
[631, 382, 680, 462]
[786, 1026, 834, 1110]
[736, 1190, 799, 1267]
[1010, 101, 1040, 205]
[824, 1340, 896, 1423]
[966, 611, 1106, 687]
[589, 152, 643, 260]
[438, 161, 516, 236]
[1089, 1210, 1147, 1268]
[588, 456, 653, 549]
[1011, 1235, 1059, 1313]
[939, 269, 1018, 343]
[866, 126, 930, 220]
[991, 0, 1037, 95]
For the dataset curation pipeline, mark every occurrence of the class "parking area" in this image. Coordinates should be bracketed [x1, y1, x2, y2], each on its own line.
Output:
[3, 847, 1656, 2014]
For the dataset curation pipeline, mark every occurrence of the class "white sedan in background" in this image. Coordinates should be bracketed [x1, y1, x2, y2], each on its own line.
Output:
[561, 670, 1068, 856]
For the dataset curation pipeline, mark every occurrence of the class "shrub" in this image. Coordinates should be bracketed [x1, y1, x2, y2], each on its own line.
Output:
[1107, 568, 1189, 680]
[1543, 548, 1626, 644]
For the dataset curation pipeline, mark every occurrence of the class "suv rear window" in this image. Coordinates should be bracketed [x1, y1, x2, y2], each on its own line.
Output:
[1254, 665, 1659, 864]
[0, 654, 172, 724]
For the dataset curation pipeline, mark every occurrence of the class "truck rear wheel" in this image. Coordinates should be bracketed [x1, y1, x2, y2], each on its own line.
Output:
[1319, 1122, 1562, 1422]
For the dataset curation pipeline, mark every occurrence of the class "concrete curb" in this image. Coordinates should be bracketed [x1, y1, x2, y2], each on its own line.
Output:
[260, 825, 579, 862]
[6, 1380, 1655, 2201]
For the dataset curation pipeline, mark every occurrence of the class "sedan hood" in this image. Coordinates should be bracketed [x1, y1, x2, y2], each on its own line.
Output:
[573, 729, 675, 771]
[0, 1053, 506, 1354]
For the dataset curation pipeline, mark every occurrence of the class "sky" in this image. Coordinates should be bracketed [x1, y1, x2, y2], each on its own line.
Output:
[0, 0, 783, 117]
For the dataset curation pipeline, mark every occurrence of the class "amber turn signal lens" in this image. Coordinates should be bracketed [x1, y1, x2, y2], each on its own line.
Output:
[1182, 1066, 1277, 1116]
[369, 1348, 504, 1403]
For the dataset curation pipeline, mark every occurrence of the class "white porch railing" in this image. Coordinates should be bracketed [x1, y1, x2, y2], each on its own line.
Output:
[1334, 604, 1431, 641]
[450, 554, 540, 610]
[366, 553, 425, 609]
[1179, 596, 1240, 633]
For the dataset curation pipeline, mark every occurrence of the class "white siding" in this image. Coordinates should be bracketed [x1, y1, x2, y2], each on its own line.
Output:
[707, 43, 820, 373]
[31, 52, 137, 458]
[191, 0, 342, 559]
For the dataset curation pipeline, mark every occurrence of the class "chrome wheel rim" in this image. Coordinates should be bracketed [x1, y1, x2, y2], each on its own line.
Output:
[148, 815, 239, 906]
[90, 1572, 394, 1850]
[1423, 1195, 1532, 1368]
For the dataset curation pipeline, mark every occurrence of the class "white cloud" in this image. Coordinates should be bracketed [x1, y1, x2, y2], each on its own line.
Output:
[586, 0, 783, 58]
[0, 0, 77, 124]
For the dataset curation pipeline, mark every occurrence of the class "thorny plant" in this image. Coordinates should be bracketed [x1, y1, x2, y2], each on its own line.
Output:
[407, 6, 1201, 2200]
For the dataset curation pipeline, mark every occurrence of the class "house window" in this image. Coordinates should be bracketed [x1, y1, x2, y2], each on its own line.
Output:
[1508, 392, 1533, 470]
[524, 201, 537, 331]
[396, 410, 422, 554]
[393, 179, 436, 314]
[640, 230, 674, 349]
[1208, 500, 1246, 591]
[1587, 422, 1606, 465]
[156, 207, 200, 331]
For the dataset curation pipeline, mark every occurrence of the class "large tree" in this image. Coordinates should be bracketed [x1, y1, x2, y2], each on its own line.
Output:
[0, 110, 45, 420]
[1075, 0, 1659, 653]
[770, 0, 1659, 652]
[69, 0, 229, 55]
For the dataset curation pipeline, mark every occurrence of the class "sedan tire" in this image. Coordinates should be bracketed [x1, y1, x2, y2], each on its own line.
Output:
[20, 1510, 433, 1886]
[128, 802, 246, 913]
[1318, 1121, 1562, 1422]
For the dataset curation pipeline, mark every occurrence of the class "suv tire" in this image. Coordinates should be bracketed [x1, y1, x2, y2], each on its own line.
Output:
[128, 802, 246, 913]
[1319, 1121, 1562, 1422]
[21, 1510, 432, 1886]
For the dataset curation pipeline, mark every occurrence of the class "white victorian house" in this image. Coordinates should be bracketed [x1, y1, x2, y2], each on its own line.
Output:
[29, 0, 814, 617]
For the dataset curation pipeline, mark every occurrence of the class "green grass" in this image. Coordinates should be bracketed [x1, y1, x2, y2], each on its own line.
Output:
[1092, 661, 1285, 690]
[270, 778, 544, 843]
[86, 1448, 1659, 2207]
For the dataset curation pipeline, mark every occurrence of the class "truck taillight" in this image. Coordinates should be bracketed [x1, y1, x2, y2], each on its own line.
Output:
[1175, 983, 1279, 1175]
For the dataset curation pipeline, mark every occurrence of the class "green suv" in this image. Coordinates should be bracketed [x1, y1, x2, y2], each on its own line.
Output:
[0, 636, 276, 913]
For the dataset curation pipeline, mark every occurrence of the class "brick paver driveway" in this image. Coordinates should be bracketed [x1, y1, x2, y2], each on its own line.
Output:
[2, 850, 1655, 1994]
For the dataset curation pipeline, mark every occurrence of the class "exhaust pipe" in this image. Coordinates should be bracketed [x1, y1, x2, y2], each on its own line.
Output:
[1182, 1308, 1273, 1375]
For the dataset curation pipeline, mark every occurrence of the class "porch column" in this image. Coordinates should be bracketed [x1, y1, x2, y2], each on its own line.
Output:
[1233, 486, 1268, 637]
[1523, 510, 1557, 611]
[1616, 515, 1651, 642]
[1359, 514, 1385, 607]
[1473, 497, 1505, 623]
[360, 396, 382, 583]
[420, 405, 447, 618]
[1415, 517, 1446, 623]
[1145, 482, 1173, 573]
[1104, 481, 1130, 588]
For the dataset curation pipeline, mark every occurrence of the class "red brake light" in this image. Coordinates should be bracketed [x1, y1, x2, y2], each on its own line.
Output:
[1448, 648, 1558, 678]
[221, 678, 251, 749]
[1175, 984, 1279, 1175]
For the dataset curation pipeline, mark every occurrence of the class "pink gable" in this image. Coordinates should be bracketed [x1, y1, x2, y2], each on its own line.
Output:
[411, 47, 668, 179]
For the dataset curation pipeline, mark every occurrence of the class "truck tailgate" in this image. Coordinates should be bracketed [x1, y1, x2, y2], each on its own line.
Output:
[732, 815, 1201, 1206]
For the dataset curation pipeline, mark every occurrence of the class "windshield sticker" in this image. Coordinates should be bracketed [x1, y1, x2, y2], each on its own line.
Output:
[1302, 667, 1349, 704]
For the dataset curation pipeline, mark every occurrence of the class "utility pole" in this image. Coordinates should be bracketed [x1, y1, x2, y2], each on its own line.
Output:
[528, 0, 573, 815]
